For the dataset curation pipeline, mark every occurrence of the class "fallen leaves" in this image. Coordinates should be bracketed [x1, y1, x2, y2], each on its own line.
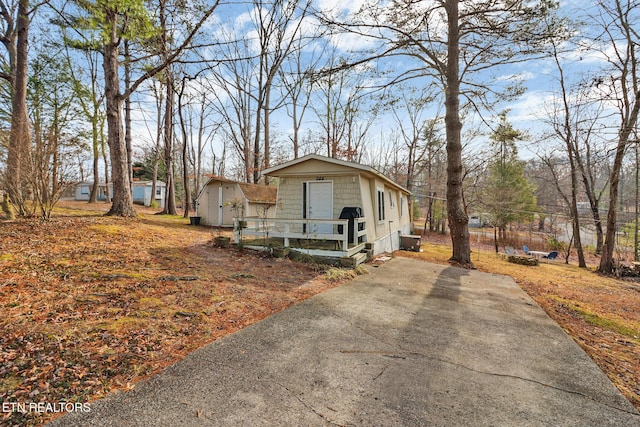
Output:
[0, 203, 345, 426]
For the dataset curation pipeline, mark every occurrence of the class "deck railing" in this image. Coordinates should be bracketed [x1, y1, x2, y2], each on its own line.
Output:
[235, 217, 367, 251]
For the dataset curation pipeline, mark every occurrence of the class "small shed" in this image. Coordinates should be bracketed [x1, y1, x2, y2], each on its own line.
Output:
[261, 154, 412, 256]
[195, 177, 277, 227]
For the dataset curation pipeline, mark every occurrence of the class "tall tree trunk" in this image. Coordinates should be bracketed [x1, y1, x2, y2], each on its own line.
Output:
[252, 110, 261, 184]
[599, 87, 640, 273]
[89, 119, 100, 203]
[150, 81, 163, 209]
[6, 0, 31, 216]
[178, 78, 190, 218]
[253, 63, 264, 184]
[195, 93, 206, 196]
[244, 91, 252, 182]
[291, 98, 299, 159]
[103, 14, 136, 217]
[635, 140, 639, 262]
[568, 158, 586, 267]
[124, 40, 133, 190]
[101, 121, 110, 204]
[162, 70, 177, 214]
[264, 91, 271, 178]
[599, 135, 632, 273]
[557, 50, 586, 267]
[444, 0, 472, 267]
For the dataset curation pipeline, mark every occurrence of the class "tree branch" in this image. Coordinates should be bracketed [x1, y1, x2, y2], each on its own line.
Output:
[124, 0, 222, 98]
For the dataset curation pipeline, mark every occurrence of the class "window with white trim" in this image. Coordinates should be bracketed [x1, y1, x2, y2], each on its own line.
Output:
[377, 189, 385, 222]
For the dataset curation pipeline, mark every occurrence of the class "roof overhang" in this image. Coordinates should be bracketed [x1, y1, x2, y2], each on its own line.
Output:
[262, 154, 411, 195]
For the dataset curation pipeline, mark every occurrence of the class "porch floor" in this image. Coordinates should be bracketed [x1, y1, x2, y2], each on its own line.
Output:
[240, 236, 367, 259]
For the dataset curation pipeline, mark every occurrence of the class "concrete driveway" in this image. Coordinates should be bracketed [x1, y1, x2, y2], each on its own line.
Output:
[49, 257, 639, 426]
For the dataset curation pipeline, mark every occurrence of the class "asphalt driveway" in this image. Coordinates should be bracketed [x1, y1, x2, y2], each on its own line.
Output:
[49, 257, 639, 426]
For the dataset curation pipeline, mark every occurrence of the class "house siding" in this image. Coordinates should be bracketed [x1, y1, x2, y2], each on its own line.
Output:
[274, 175, 361, 233]
[275, 177, 304, 220]
[332, 175, 363, 217]
[275, 177, 304, 234]
[263, 154, 412, 256]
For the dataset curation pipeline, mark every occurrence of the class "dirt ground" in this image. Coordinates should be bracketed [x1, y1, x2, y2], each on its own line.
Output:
[0, 201, 354, 426]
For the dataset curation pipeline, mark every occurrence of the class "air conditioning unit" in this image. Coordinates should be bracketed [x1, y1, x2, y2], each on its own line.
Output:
[400, 235, 422, 252]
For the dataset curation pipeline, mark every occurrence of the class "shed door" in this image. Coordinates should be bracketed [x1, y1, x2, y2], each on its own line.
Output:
[306, 181, 333, 234]
[218, 186, 224, 226]
[207, 187, 219, 226]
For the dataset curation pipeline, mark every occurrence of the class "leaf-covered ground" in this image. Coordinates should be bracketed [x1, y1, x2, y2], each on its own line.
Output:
[3, 203, 638, 425]
[0, 202, 354, 426]
[400, 232, 640, 411]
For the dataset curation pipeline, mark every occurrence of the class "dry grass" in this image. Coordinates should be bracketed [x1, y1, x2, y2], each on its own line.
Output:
[2, 203, 638, 424]
[399, 237, 640, 410]
[0, 201, 352, 426]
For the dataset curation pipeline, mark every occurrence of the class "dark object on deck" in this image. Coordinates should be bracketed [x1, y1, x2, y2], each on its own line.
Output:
[337, 207, 364, 244]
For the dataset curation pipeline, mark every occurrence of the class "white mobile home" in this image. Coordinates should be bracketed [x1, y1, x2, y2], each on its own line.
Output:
[75, 181, 165, 208]
[261, 154, 412, 257]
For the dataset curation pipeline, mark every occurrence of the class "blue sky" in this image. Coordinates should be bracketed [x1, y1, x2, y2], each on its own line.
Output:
[28, 0, 630, 177]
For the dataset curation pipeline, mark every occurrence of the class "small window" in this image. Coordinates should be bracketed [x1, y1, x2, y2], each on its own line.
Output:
[400, 195, 404, 217]
[156, 187, 162, 196]
[80, 186, 89, 195]
[377, 189, 385, 222]
[388, 191, 395, 208]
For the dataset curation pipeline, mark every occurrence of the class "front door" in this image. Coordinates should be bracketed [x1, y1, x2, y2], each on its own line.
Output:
[306, 181, 333, 234]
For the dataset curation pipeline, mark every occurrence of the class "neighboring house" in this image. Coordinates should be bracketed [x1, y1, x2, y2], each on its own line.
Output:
[75, 180, 166, 208]
[261, 154, 412, 258]
[195, 177, 277, 227]
[75, 182, 111, 202]
[131, 180, 166, 208]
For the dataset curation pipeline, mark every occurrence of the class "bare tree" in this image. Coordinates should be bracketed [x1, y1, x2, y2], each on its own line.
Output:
[205, 29, 256, 182]
[310, 50, 378, 161]
[250, 0, 312, 182]
[66, 0, 221, 216]
[64, 41, 107, 204]
[588, 0, 640, 273]
[544, 30, 588, 267]
[157, 0, 177, 215]
[389, 85, 442, 193]
[1, 0, 34, 215]
[279, 30, 320, 159]
[321, 0, 560, 267]
[28, 49, 83, 217]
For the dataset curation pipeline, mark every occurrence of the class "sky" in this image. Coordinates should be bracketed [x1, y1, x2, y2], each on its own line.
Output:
[21, 0, 632, 180]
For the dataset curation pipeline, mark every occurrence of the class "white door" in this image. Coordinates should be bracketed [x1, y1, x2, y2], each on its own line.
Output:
[307, 181, 333, 234]
[207, 185, 220, 225]
[218, 186, 223, 226]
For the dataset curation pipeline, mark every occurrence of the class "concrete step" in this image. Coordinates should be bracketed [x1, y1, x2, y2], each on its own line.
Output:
[339, 252, 368, 268]
[362, 249, 374, 261]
